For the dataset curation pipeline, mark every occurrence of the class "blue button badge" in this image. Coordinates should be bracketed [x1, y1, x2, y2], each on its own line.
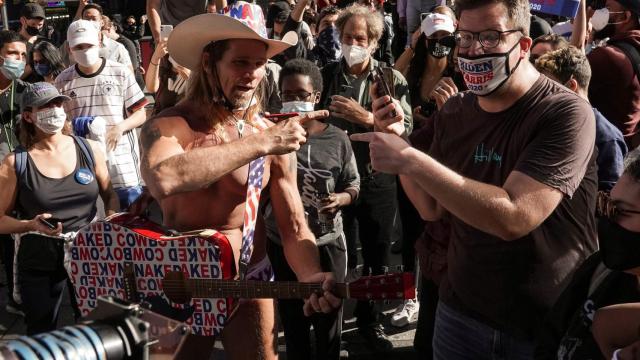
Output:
[75, 168, 94, 185]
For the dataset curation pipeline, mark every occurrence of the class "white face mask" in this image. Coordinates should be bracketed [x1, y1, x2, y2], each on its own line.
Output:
[34, 106, 66, 134]
[342, 44, 370, 67]
[591, 8, 626, 31]
[281, 101, 315, 113]
[591, 8, 610, 31]
[457, 40, 522, 96]
[72, 47, 100, 67]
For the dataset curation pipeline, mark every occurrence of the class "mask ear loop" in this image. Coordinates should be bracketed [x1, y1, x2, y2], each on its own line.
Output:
[504, 37, 523, 76]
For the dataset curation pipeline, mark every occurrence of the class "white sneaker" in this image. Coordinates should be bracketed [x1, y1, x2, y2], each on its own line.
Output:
[390, 299, 419, 328]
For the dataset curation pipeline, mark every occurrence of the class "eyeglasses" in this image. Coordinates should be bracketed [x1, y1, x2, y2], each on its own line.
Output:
[454, 29, 521, 49]
[281, 91, 314, 102]
[597, 191, 640, 219]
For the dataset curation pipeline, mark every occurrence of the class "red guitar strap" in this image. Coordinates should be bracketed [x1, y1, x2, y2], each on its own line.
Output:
[238, 116, 268, 280]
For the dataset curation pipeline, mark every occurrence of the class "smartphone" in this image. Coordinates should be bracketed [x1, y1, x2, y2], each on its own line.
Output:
[265, 112, 299, 122]
[370, 67, 397, 118]
[39, 217, 57, 230]
[160, 25, 173, 40]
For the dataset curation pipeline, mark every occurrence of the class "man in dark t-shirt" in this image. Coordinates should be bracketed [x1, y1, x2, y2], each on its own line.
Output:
[351, 0, 598, 358]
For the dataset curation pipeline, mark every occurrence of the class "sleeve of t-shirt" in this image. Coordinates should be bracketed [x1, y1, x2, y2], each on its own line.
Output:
[123, 68, 148, 114]
[514, 96, 596, 198]
[337, 135, 360, 198]
[117, 44, 133, 67]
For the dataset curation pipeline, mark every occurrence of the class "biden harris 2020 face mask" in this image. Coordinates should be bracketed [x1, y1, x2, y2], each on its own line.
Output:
[457, 40, 522, 96]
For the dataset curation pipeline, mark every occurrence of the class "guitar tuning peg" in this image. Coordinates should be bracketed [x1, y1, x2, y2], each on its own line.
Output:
[368, 267, 373, 276]
[398, 265, 404, 272]
[382, 266, 389, 275]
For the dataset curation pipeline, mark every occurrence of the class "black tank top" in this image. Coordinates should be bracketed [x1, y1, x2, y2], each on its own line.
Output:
[16, 139, 99, 272]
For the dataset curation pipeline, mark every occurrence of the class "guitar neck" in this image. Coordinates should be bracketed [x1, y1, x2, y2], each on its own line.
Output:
[186, 279, 349, 299]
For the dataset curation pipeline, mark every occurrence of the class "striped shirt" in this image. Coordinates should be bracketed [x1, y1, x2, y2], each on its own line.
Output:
[55, 59, 148, 189]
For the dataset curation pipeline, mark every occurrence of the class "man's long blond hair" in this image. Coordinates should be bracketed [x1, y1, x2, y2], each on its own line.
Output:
[183, 40, 265, 142]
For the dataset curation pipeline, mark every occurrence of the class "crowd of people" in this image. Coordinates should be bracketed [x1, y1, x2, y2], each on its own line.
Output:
[0, 0, 639, 359]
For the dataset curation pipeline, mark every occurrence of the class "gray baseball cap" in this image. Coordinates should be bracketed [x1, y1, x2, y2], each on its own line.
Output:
[21, 82, 71, 109]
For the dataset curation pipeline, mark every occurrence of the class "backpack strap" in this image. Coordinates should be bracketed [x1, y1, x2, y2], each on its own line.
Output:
[609, 40, 640, 84]
[13, 145, 27, 179]
[71, 135, 95, 172]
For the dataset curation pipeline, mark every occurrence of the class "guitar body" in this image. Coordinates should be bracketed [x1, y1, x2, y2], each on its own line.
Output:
[68, 213, 236, 337]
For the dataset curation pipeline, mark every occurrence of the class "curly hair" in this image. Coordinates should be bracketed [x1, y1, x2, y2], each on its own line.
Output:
[279, 58, 323, 93]
[534, 45, 591, 89]
[335, 4, 384, 48]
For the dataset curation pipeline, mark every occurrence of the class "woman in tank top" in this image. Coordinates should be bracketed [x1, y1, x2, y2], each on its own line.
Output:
[0, 82, 118, 335]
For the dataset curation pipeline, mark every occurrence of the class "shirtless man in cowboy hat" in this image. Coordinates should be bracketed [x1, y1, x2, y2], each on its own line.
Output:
[139, 2, 340, 358]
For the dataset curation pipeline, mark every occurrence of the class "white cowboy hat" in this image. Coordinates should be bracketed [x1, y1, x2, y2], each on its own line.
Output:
[168, 1, 298, 71]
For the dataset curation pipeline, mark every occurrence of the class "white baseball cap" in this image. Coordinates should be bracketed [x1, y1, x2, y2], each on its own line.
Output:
[421, 13, 455, 37]
[67, 20, 100, 48]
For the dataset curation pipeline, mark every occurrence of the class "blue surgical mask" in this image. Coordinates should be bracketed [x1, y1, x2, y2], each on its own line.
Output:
[281, 101, 315, 113]
[0, 57, 25, 80]
[34, 63, 51, 77]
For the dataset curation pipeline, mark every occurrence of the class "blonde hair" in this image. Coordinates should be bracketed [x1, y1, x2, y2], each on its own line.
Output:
[183, 40, 264, 142]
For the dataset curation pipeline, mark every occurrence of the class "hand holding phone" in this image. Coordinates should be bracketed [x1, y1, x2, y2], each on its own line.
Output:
[39, 217, 57, 230]
[32, 214, 62, 236]
[369, 67, 397, 118]
[160, 25, 173, 40]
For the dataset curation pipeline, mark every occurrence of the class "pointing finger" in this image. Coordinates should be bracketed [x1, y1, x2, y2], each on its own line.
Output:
[295, 110, 330, 125]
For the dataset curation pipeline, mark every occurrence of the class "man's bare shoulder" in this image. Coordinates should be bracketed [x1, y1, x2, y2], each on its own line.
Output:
[140, 114, 193, 150]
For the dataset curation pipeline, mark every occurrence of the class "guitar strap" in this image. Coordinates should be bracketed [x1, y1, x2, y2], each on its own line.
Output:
[238, 115, 268, 280]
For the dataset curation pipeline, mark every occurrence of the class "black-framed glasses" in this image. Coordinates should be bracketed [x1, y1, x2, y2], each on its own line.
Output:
[454, 29, 521, 49]
[281, 91, 314, 102]
[597, 191, 640, 219]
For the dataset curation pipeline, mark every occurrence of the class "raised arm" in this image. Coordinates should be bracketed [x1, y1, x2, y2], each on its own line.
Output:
[146, 0, 162, 42]
[570, 0, 587, 51]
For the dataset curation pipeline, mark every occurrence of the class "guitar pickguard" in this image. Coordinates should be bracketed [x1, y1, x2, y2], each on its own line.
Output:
[68, 213, 236, 337]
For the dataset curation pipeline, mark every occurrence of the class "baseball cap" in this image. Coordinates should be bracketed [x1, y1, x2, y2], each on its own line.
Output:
[20, 3, 45, 20]
[67, 20, 100, 48]
[421, 13, 455, 37]
[21, 82, 70, 110]
[617, 0, 640, 15]
[268, 2, 291, 26]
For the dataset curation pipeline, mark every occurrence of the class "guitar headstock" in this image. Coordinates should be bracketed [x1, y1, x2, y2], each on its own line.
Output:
[347, 272, 415, 300]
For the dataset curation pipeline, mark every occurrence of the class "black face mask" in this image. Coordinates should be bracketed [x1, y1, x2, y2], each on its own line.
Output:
[427, 39, 452, 59]
[598, 217, 640, 271]
[26, 25, 40, 36]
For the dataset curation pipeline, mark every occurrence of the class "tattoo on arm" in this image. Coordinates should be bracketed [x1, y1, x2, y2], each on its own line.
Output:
[140, 121, 161, 152]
